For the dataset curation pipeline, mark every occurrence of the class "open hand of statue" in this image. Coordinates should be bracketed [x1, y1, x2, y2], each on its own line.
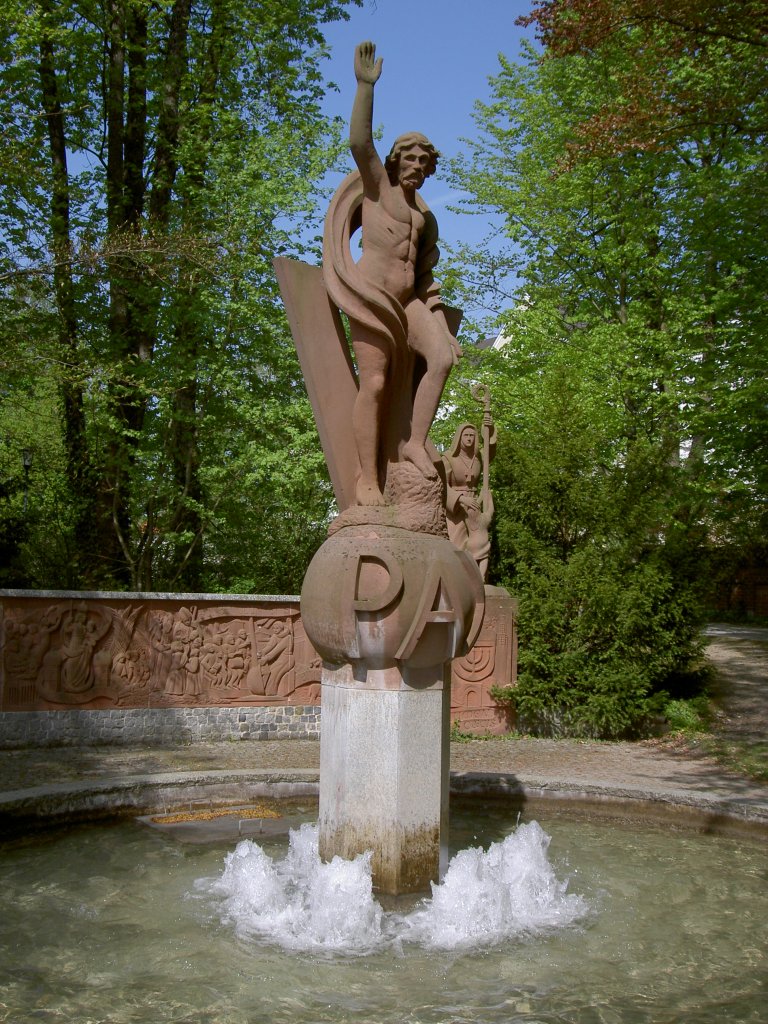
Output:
[354, 41, 383, 85]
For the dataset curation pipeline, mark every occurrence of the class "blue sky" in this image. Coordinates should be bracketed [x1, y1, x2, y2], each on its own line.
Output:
[318, 0, 537, 254]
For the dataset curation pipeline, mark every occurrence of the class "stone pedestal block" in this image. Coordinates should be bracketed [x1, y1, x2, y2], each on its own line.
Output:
[318, 663, 451, 894]
[302, 524, 484, 894]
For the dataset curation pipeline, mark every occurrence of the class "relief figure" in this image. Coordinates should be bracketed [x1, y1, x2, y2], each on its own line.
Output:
[257, 621, 295, 697]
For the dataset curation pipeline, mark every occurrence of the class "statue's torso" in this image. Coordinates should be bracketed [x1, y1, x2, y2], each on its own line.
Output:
[447, 452, 480, 491]
[358, 186, 427, 303]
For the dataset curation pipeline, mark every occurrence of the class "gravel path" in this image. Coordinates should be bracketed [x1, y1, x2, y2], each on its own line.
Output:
[704, 624, 768, 746]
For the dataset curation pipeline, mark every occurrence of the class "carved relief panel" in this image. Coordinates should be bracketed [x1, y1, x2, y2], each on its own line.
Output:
[1, 589, 513, 726]
[0, 596, 323, 711]
[450, 588, 518, 734]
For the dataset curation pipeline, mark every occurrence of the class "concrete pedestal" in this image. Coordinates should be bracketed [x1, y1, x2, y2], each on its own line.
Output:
[318, 663, 451, 894]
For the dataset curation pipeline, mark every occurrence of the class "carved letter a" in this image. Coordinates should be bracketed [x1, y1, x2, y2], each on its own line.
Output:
[396, 562, 463, 663]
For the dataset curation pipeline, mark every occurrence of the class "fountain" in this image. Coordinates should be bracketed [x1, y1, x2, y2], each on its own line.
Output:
[1, 39, 765, 1024]
[276, 39, 484, 894]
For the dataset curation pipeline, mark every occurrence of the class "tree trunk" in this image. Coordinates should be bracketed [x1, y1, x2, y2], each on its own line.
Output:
[38, 0, 109, 583]
[164, 0, 224, 590]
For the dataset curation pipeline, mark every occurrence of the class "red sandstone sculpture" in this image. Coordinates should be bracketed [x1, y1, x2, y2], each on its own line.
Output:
[443, 386, 497, 580]
[1, 592, 512, 732]
[275, 43, 487, 892]
[275, 42, 463, 535]
[323, 41, 460, 508]
[295, 40, 484, 673]
[0, 597, 321, 710]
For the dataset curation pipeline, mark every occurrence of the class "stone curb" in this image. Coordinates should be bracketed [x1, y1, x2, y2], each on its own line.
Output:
[451, 772, 768, 837]
[0, 770, 319, 835]
[2, 768, 767, 840]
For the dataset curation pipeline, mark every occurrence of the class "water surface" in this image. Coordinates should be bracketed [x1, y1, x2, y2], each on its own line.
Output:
[0, 802, 765, 1023]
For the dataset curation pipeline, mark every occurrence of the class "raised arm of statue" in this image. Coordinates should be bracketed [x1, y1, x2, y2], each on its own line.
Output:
[350, 41, 385, 196]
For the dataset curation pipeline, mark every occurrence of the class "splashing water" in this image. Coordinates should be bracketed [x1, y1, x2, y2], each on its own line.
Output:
[400, 820, 588, 949]
[197, 820, 588, 955]
[199, 823, 384, 953]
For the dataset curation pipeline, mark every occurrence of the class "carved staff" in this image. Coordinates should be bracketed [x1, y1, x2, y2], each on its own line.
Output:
[471, 383, 492, 513]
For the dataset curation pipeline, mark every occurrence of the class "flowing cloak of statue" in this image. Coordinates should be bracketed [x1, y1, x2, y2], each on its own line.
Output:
[322, 170, 444, 358]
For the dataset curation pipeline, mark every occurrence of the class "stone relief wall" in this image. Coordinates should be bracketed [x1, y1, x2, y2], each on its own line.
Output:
[0, 594, 322, 712]
[0, 590, 516, 733]
[450, 588, 517, 734]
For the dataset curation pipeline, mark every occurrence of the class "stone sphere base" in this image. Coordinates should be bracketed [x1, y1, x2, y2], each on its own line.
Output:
[301, 524, 485, 671]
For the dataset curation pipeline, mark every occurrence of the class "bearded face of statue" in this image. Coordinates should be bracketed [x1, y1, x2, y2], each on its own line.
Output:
[396, 145, 431, 192]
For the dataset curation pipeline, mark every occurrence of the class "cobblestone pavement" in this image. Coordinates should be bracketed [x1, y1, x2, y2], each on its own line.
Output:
[1, 625, 766, 823]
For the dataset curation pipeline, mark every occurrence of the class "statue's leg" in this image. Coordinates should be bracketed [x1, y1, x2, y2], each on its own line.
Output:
[403, 301, 455, 479]
[350, 323, 391, 505]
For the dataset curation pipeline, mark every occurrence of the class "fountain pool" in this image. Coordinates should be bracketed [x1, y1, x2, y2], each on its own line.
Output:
[0, 801, 765, 1023]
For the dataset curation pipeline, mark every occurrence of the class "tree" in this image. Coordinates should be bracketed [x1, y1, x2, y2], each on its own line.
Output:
[448, 24, 767, 735]
[0, 0, 356, 590]
[519, 0, 768, 159]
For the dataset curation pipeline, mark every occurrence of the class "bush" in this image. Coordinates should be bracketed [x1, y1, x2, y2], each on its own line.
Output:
[505, 537, 702, 737]
[490, 455, 707, 739]
[662, 696, 711, 733]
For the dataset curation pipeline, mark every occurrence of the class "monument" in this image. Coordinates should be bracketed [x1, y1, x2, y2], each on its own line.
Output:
[275, 41, 485, 893]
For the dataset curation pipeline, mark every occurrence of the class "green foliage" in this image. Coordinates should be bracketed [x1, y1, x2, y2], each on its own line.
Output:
[449, 719, 477, 743]
[518, 0, 768, 159]
[0, 0, 358, 591]
[462, 335, 710, 738]
[662, 696, 711, 734]
[445, 21, 767, 737]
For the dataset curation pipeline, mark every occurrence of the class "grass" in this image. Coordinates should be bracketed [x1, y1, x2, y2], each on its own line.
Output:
[700, 735, 768, 784]
[662, 695, 711, 733]
[449, 720, 501, 742]
[658, 693, 768, 784]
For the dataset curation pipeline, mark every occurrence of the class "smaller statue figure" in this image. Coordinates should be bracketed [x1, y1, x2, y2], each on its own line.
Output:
[443, 385, 497, 580]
